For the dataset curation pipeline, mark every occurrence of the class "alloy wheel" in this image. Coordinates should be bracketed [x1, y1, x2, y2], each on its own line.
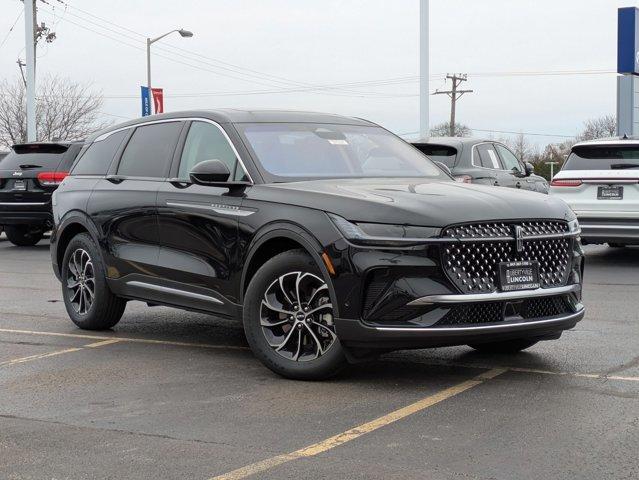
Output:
[66, 248, 95, 315]
[260, 271, 336, 362]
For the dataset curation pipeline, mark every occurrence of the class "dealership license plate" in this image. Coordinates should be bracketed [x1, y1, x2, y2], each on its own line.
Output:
[597, 185, 623, 200]
[499, 260, 540, 292]
[12, 180, 26, 191]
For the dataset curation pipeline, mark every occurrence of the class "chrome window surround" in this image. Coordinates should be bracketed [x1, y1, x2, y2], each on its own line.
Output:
[471, 141, 523, 172]
[93, 117, 254, 184]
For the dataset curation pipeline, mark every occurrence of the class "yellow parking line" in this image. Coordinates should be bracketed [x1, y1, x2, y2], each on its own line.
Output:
[0, 328, 249, 350]
[208, 368, 507, 480]
[0, 347, 84, 367]
[0, 338, 122, 368]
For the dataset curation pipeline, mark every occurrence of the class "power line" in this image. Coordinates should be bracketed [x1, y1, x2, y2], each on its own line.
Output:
[38, 6, 431, 99]
[46, 3, 435, 97]
[0, 7, 24, 50]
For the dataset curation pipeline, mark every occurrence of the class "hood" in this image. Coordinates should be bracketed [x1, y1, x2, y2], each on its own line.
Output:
[248, 178, 573, 227]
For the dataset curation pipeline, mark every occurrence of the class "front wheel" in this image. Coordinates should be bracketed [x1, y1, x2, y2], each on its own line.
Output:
[468, 338, 539, 353]
[5, 225, 43, 246]
[243, 250, 346, 380]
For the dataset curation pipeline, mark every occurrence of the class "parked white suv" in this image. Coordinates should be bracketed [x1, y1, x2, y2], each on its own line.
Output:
[550, 138, 639, 247]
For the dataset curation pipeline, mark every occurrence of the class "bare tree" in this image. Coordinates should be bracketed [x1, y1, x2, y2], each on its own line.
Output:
[506, 133, 535, 162]
[577, 115, 616, 141]
[430, 122, 472, 137]
[0, 75, 108, 148]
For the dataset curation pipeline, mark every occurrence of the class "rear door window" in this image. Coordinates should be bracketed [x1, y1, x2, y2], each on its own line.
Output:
[413, 144, 458, 168]
[474, 144, 501, 169]
[117, 122, 182, 178]
[72, 131, 128, 176]
[563, 146, 639, 170]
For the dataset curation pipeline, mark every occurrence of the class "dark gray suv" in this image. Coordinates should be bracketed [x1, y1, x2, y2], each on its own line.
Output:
[412, 137, 549, 193]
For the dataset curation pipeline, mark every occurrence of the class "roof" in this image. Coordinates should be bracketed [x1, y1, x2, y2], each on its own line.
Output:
[410, 136, 499, 148]
[88, 109, 376, 142]
[572, 136, 639, 148]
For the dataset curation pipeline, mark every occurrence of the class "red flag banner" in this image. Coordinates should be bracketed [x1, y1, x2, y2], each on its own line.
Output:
[151, 88, 164, 114]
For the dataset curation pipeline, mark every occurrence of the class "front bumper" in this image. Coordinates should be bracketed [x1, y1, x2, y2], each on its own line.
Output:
[335, 308, 584, 349]
[327, 221, 584, 349]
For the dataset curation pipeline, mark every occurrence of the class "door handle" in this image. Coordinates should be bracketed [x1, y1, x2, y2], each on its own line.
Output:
[168, 178, 192, 189]
[106, 175, 125, 184]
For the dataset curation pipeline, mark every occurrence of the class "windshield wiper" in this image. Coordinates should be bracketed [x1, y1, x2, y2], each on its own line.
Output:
[19, 164, 42, 169]
[610, 163, 639, 169]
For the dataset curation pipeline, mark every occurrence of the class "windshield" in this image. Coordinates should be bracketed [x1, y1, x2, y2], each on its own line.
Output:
[563, 145, 639, 170]
[236, 123, 448, 180]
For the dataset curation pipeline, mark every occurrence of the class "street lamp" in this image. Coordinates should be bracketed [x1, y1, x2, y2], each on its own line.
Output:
[146, 28, 193, 90]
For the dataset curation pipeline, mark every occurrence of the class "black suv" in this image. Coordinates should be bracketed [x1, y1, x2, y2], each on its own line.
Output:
[50, 110, 584, 379]
[412, 137, 549, 193]
[0, 142, 83, 246]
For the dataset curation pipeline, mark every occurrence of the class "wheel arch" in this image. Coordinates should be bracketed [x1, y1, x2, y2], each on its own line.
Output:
[53, 212, 103, 278]
[240, 223, 340, 318]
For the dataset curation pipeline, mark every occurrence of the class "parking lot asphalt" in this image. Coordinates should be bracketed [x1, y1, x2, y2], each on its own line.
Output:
[0, 234, 637, 480]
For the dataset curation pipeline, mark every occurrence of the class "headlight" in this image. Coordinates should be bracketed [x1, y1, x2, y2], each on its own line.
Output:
[568, 218, 581, 234]
[328, 214, 440, 246]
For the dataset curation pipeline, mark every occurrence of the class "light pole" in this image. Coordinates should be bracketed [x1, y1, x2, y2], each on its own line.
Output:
[419, 0, 429, 139]
[146, 28, 193, 90]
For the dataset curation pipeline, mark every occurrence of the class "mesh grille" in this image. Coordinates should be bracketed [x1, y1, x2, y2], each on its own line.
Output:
[521, 296, 571, 319]
[437, 295, 572, 327]
[442, 221, 571, 293]
[439, 302, 503, 325]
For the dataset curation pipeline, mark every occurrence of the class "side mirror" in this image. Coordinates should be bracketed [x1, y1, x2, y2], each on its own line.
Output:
[524, 162, 535, 177]
[189, 159, 231, 184]
[434, 161, 452, 176]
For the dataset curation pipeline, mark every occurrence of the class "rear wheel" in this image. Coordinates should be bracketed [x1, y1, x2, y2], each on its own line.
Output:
[5, 225, 44, 246]
[243, 250, 346, 380]
[468, 339, 539, 353]
[61, 233, 126, 330]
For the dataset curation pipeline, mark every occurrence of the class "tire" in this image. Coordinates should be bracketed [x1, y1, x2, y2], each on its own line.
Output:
[243, 249, 346, 380]
[61, 233, 126, 330]
[608, 243, 626, 248]
[5, 225, 44, 246]
[468, 338, 539, 353]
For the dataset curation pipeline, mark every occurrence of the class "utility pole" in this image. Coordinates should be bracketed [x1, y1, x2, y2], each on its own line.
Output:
[419, 0, 429, 138]
[24, 0, 36, 142]
[17, 59, 27, 87]
[433, 74, 473, 136]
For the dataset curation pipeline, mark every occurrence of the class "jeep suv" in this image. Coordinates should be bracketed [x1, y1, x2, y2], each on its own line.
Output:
[50, 110, 584, 379]
[0, 141, 83, 246]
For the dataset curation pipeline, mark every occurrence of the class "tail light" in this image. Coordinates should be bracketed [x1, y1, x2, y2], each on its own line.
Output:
[550, 179, 582, 187]
[37, 171, 69, 186]
[454, 175, 472, 184]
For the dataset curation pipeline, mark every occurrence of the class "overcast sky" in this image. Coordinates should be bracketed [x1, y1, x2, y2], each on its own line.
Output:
[0, 0, 631, 147]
